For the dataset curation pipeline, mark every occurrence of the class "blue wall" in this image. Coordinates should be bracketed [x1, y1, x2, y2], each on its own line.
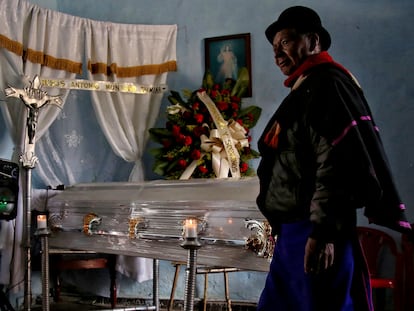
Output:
[22, 0, 414, 211]
[4, 0, 414, 305]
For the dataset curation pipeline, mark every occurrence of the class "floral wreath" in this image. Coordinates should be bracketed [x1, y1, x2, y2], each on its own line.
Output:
[149, 68, 261, 180]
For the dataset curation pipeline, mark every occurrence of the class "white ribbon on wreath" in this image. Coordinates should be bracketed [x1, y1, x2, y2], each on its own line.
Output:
[179, 91, 249, 180]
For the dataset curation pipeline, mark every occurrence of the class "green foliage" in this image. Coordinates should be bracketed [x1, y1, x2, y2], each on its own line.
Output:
[149, 67, 261, 179]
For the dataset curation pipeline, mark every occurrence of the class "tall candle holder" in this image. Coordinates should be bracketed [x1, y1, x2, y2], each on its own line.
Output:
[181, 218, 202, 311]
[181, 238, 201, 311]
[5, 75, 62, 310]
[34, 219, 51, 311]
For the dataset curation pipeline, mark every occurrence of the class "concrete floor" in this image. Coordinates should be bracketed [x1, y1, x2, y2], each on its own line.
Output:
[29, 294, 257, 311]
[31, 294, 160, 311]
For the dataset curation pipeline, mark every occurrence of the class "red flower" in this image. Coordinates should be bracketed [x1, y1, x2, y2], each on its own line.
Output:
[211, 90, 219, 98]
[221, 89, 230, 96]
[177, 133, 186, 143]
[191, 149, 201, 160]
[231, 96, 240, 103]
[172, 125, 181, 136]
[231, 103, 239, 111]
[178, 159, 188, 168]
[183, 136, 192, 146]
[193, 125, 207, 137]
[194, 113, 204, 124]
[240, 162, 249, 173]
[192, 102, 200, 110]
[198, 165, 208, 174]
[216, 101, 229, 111]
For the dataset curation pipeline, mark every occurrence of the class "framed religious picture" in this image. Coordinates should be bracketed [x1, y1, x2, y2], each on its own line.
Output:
[204, 33, 252, 97]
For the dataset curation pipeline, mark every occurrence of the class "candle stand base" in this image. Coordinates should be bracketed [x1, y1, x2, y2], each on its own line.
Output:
[34, 228, 51, 311]
[180, 238, 202, 311]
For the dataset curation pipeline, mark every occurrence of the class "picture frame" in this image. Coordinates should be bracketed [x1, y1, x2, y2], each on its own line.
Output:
[204, 33, 252, 97]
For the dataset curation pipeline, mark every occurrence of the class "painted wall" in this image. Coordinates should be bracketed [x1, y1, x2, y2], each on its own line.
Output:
[4, 0, 414, 306]
[22, 0, 414, 215]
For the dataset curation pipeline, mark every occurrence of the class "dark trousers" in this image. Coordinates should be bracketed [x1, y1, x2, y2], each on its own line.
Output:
[257, 219, 373, 311]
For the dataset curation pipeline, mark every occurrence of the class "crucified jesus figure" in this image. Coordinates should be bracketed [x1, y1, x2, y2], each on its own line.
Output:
[5, 75, 62, 144]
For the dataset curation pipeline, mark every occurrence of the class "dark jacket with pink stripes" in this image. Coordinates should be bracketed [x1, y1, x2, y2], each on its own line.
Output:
[256, 63, 411, 241]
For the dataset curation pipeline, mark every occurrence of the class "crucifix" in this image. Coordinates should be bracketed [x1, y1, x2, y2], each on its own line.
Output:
[6, 75, 63, 167]
[5, 75, 62, 311]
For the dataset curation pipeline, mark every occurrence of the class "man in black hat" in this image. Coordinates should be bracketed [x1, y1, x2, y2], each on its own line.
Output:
[256, 6, 412, 311]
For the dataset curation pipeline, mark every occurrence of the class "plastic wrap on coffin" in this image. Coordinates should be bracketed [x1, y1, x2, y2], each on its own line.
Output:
[47, 177, 271, 272]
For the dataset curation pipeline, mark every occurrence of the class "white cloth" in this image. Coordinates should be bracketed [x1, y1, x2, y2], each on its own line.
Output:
[0, 0, 82, 290]
[0, 0, 177, 288]
[85, 20, 177, 282]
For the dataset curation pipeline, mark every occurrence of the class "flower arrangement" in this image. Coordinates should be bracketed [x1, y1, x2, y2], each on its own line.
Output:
[149, 68, 261, 180]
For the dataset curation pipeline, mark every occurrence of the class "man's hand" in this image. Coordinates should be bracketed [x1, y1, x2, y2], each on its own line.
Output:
[304, 237, 334, 274]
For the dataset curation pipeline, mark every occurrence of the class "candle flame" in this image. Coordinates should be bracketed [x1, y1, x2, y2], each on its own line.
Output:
[185, 218, 197, 226]
[37, 214, 46, 221]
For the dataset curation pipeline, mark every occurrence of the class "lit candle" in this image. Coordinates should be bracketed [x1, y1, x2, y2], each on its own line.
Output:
[184, 218, 197, 238]
[37, 214, 47, 229]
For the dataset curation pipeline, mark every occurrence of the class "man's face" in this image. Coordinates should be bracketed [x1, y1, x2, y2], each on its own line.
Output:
[272, 29, 312, 76]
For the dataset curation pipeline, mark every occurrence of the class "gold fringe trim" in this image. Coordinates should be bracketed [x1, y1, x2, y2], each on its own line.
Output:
[88, 60, 177, 77]
[25, 49, 82, 74]
[0, 34, 82, 74]
[0, 34, 176, 77]
[0, 34, 24, 56]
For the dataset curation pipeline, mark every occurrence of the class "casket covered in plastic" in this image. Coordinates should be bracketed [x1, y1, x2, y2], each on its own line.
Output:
[47, 177, 273, 272]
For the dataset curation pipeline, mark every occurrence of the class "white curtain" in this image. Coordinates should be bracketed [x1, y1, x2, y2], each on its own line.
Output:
[0, 0, 83, 291]
[0, 0, 177, 291]
[85, 21, 177, 282]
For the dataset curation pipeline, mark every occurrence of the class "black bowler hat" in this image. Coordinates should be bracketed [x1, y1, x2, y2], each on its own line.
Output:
[265, 6, 331, 51]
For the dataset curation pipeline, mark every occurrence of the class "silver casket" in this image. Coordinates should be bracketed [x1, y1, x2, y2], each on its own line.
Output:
[47, 177, 273, 272]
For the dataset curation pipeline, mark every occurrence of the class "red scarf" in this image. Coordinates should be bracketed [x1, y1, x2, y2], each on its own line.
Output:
[284, 51, 351, 88]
